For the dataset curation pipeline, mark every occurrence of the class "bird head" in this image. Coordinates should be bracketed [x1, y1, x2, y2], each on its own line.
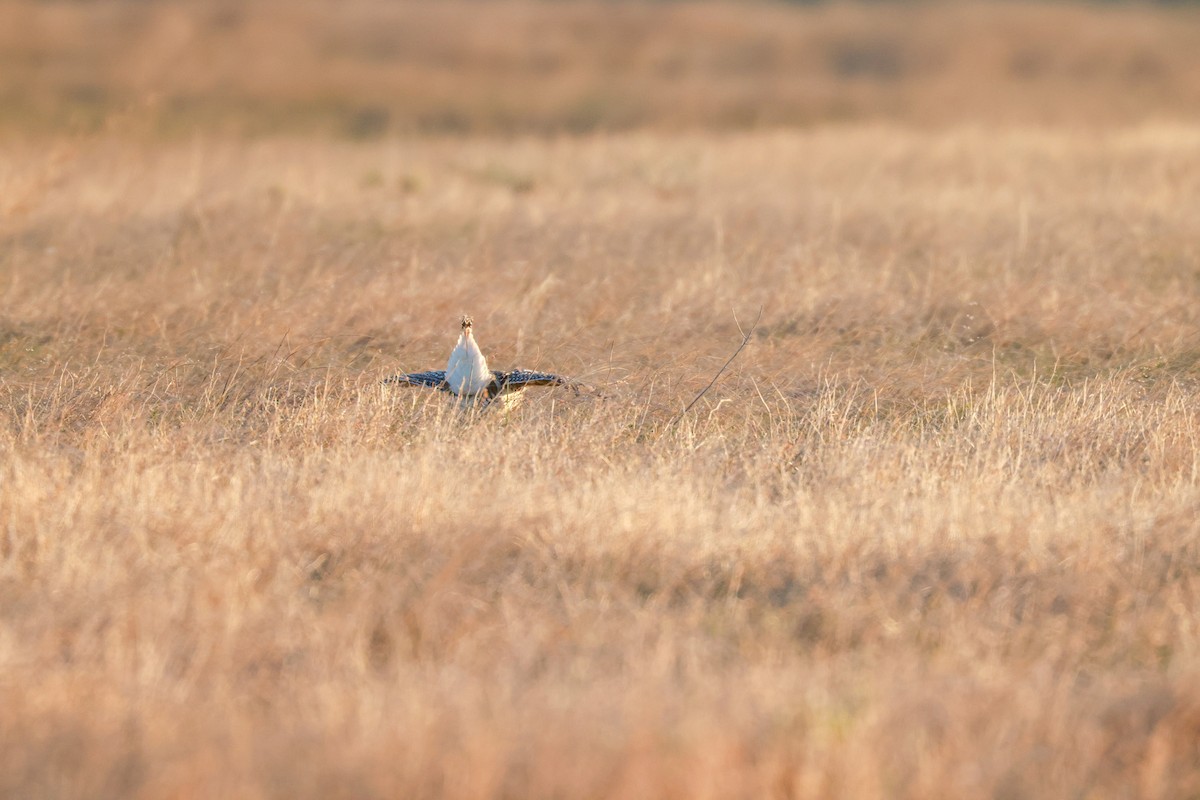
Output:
[460, 315, 474, 333]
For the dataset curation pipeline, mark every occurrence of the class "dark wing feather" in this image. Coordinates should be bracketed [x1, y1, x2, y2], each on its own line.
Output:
[383, 370, 447, 389]
[489, 369, 576, 397]
[504, 369, 571, 387]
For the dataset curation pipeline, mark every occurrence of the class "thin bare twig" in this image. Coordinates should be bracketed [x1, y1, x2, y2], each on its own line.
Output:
[668, 306, 763, 429]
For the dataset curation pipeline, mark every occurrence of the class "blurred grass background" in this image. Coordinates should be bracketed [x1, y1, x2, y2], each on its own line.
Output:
[3, 0, 1200, 138]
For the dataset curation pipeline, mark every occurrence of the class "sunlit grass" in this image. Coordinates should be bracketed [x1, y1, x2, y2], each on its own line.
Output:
[2, 125, 1199, 798]
[4, 0, 1200, 791]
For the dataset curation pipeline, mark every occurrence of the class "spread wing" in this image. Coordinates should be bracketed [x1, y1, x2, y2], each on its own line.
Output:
[489, 369, 576, 396]
[383, 370, 447, 389]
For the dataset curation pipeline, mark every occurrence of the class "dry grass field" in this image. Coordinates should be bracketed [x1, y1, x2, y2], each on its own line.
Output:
[4, 1, 1200, 799]
[6, 0, 1200, 134]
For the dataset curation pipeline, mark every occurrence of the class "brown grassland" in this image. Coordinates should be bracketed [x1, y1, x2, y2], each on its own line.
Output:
[4, 1, 1200, 798]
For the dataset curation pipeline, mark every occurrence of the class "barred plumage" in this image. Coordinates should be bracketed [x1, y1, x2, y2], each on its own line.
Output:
[382, 370, 447, 389]
[384, 316, 578, 407]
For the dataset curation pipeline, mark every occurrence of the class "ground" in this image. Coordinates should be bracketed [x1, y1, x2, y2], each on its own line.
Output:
[2, 2, 1200, 798]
